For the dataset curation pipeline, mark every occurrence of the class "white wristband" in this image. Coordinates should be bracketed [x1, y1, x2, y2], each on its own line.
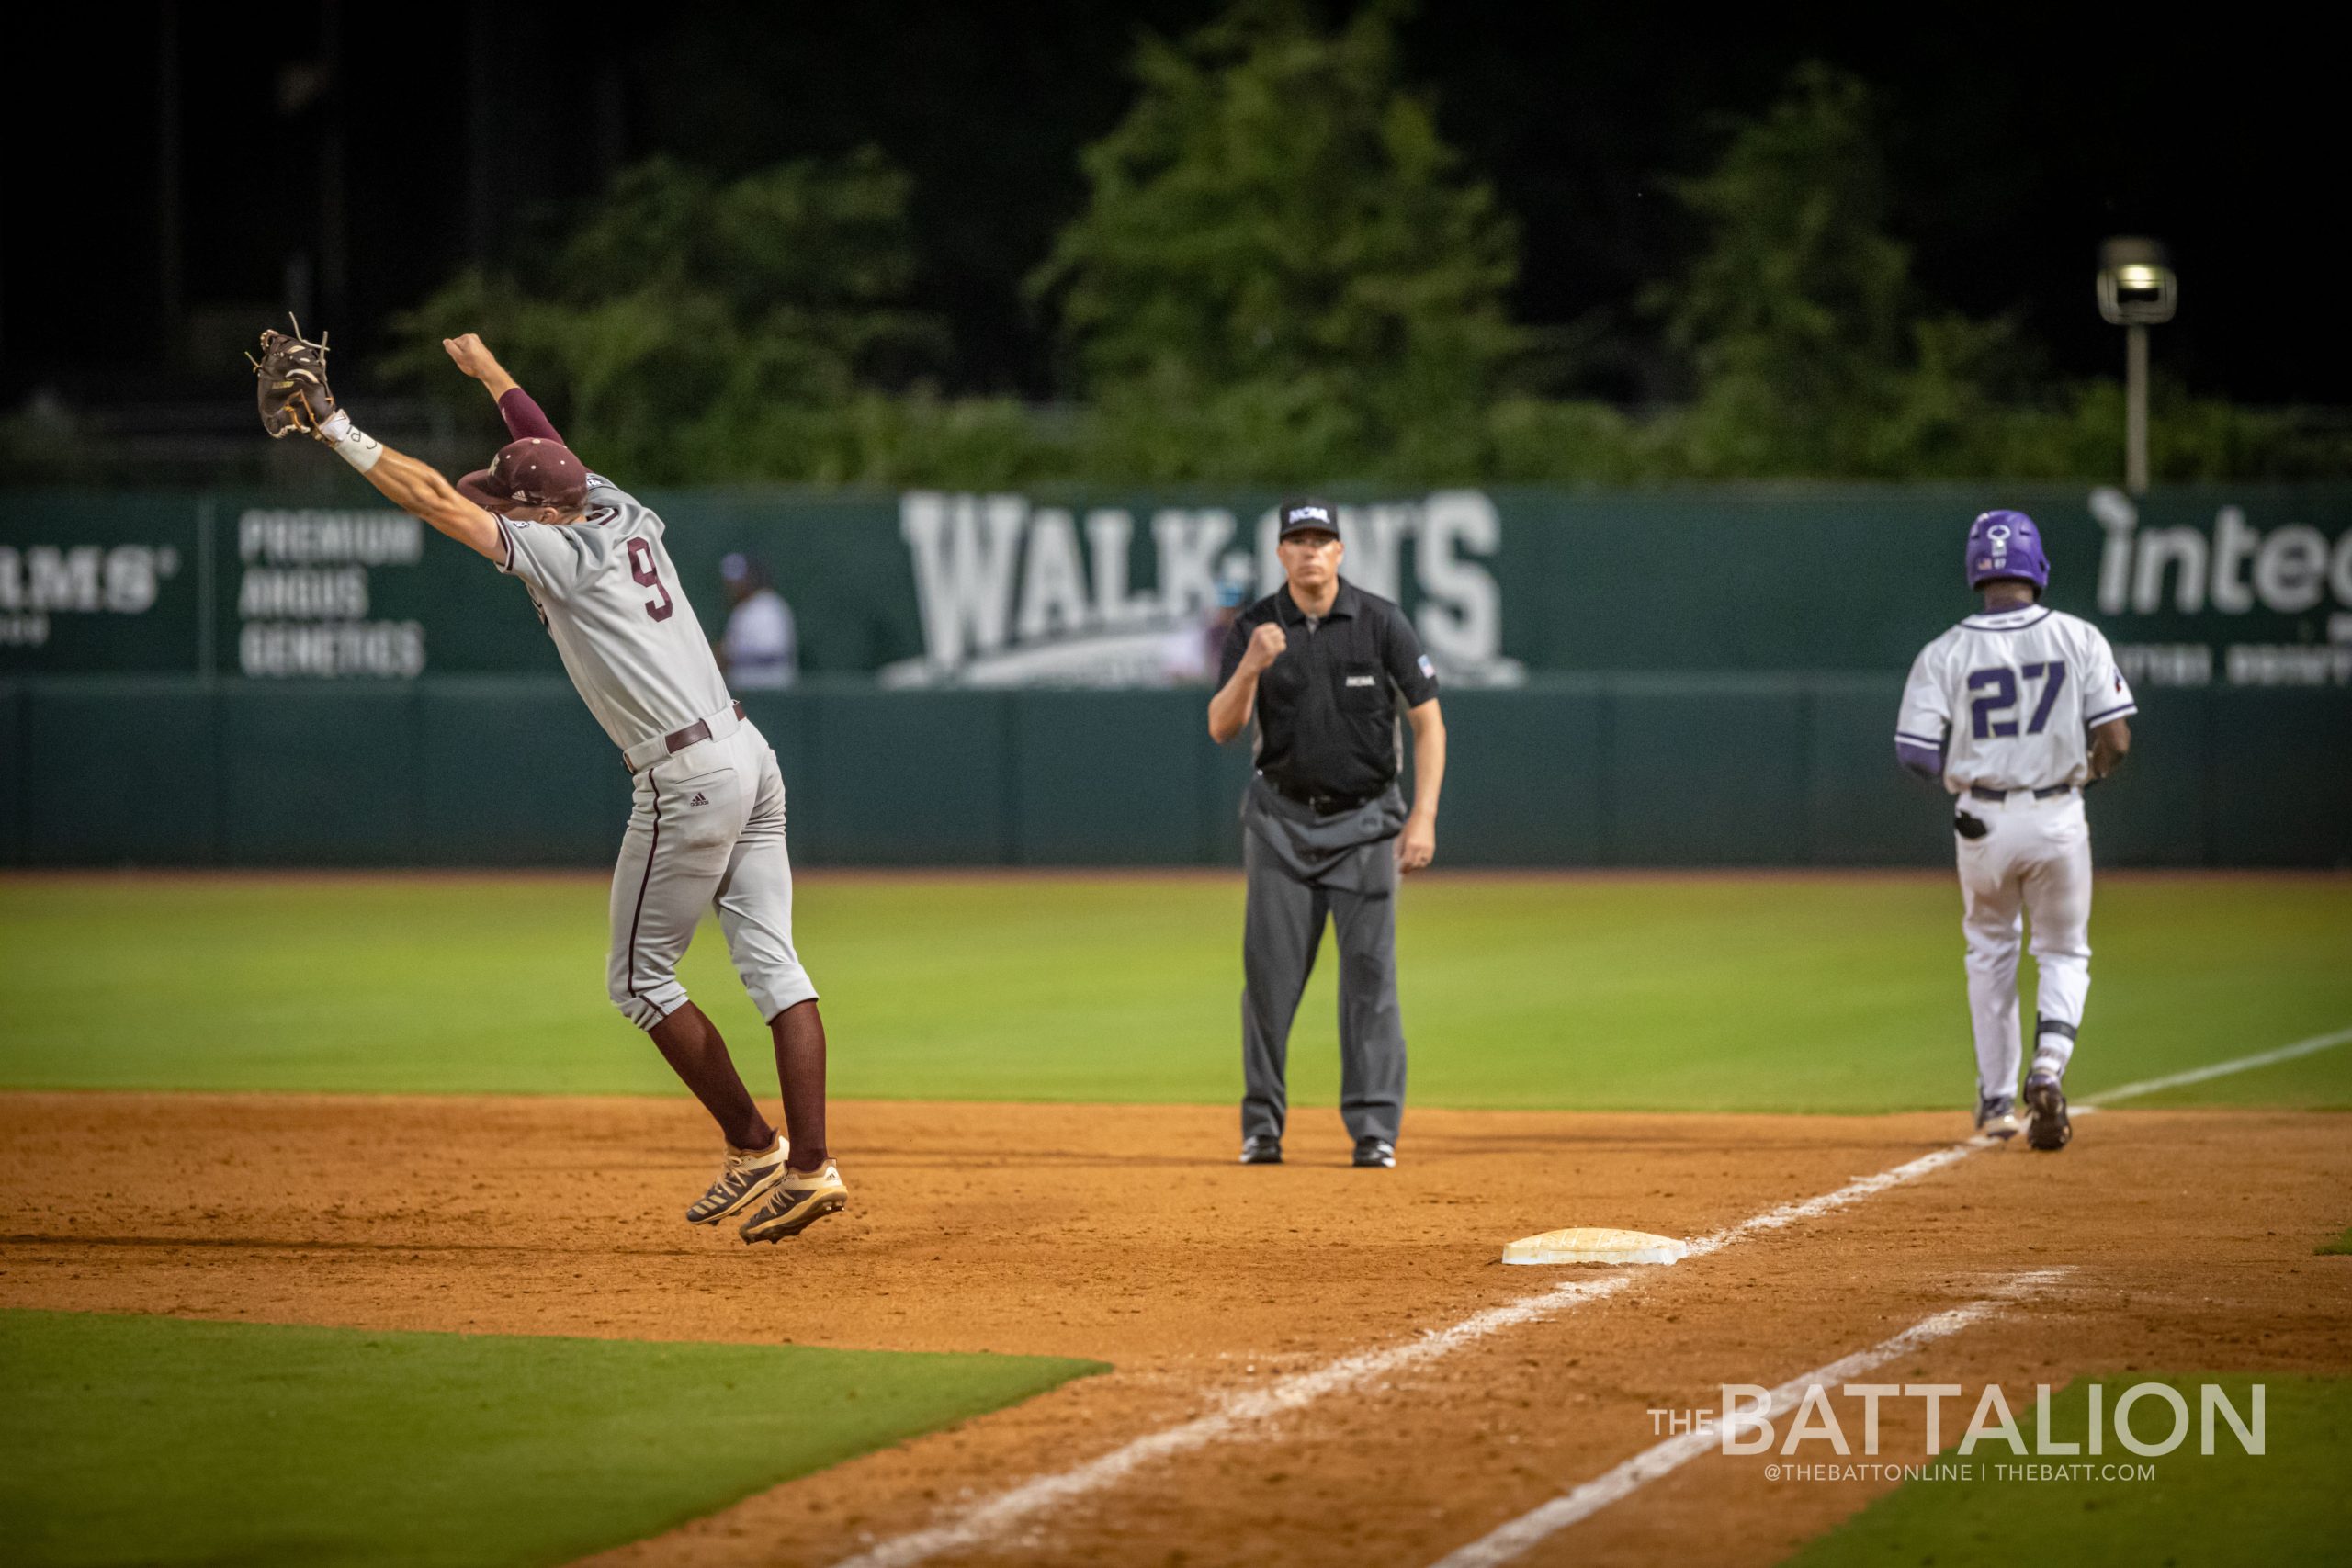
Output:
[316, 410, 383, 474]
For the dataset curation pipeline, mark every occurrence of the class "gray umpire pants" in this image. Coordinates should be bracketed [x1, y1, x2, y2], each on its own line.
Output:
[1240, 776, 1409, 1146]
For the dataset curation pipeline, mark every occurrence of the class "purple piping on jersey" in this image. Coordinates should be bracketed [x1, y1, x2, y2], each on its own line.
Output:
[1894, 728, 1945, 746]
[626, 775, 662, 1017]
[498, 387, 564, 446]
[2086, 702, 2136, 725]
[1962, 607, 2054, 631]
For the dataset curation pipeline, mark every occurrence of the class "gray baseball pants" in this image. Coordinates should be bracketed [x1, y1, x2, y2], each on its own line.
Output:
[607, 720, 818, 1030]
[1239, 781, 1408, 1146]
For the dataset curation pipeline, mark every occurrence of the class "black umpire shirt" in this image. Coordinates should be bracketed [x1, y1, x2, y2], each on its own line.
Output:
[1217, 581, 1441, 803]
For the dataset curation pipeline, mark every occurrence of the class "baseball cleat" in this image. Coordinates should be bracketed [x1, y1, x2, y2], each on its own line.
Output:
[1975, 1095, 2022, 1140]
[686, 1136, 789, 1225]
[1352, 1137, 1396, 1168]
[1239, 1135, 1283, 1166]
[739, 1161, 848, 1243]
[2024, 1073, 2073, 1151]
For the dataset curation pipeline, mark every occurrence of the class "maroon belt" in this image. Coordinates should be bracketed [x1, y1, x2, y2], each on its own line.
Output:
[629, 701, 745, 773]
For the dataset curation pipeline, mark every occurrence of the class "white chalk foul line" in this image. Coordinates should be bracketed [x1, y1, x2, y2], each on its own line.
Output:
[2085, 1024, 2352, 1105]
[831, 1275, 1635, 1568]
[829, 1135, 2014, 1568]
[1425, 1268, 2072, 1568]
[1418, 1024, 2352, 1568]
[826, 1026, 2340, 1568]
[1678, 1136, 1992, 1262]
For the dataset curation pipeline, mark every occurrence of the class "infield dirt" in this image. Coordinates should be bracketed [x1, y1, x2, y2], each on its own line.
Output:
[4, 1093, 2348, 1566]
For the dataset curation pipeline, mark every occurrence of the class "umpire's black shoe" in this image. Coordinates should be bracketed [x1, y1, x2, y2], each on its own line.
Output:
[2024, 1074, 2073, 1151]
[1352, 1137, 1396, 1168]
[1239, 1135, 1283, 1166]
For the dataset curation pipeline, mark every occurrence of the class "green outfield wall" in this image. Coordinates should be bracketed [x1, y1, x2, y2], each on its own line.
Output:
[1, 676, 2344, 869]
[5, 482, 2344, 867]
[6, 484, 2350, 688]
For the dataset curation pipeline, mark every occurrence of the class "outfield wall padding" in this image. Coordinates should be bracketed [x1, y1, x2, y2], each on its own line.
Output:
[1, 678, 2343, 869]
[7, 485, 2349, 685]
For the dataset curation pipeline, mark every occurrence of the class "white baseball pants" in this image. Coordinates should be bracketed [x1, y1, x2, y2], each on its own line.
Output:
[607, 719, 817, 1030]
[1956, 788, 2093, 1100]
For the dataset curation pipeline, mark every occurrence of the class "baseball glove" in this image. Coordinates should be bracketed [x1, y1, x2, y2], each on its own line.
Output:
[248, 320, 337, 438]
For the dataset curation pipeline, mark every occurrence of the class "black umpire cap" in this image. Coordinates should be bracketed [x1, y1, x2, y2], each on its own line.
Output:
[1277, 497, 1340, 538]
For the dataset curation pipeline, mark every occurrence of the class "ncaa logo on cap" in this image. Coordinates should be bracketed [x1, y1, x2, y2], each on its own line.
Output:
[1278, 497, 1340, 537]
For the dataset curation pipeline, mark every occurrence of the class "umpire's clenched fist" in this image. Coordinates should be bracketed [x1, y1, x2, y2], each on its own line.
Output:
[1240, 621, 1287, 673]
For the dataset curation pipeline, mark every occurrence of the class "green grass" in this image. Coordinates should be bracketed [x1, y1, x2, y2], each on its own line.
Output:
[0, 874, 2346, 1111]
[0, 1308, 1100, 1568]
[1782, 1375, 2352, 1567]
[2321, 1228, 2352, 1257]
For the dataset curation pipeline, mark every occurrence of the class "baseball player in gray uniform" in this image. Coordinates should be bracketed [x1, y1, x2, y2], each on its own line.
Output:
[251, 324, 844, 1242]
[1896, 509, 2135, 1152]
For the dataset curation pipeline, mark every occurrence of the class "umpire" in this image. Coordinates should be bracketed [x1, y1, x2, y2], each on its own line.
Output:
[1208, 499, 1447, 1169]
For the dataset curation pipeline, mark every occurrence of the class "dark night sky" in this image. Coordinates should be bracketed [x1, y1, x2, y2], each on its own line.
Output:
[3, 1, 2340, 407]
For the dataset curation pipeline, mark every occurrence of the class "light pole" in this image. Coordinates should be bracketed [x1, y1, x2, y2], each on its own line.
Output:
[2097, 237, 2177, 495]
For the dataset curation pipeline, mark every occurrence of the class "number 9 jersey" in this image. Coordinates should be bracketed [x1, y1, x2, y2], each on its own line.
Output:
[496, 474, 733, 755]
[1895, 602, 2137, 795]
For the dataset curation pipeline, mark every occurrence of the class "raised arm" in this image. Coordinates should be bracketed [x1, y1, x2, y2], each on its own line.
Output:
[1209, 622, 1286, 742]
[443, 333, 566, 446]
[315, 412, 503, 562]
[250, 322, 503, 561]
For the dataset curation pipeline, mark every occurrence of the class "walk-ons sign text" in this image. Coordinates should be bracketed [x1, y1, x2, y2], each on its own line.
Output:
[888, 491, 1523, 688]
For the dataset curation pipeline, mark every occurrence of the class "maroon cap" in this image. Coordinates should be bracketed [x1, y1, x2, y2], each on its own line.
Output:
[458, 437, 589, 513]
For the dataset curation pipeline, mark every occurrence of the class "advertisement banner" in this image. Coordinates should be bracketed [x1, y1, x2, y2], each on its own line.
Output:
[0, 496, 206, 674]
[5, 485, 2346, 687]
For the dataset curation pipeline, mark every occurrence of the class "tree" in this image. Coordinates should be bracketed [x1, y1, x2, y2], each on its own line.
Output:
[390, 152, 945, 481]
[1035, 0, 1523, 480]
[1658, 62, 2016, 478]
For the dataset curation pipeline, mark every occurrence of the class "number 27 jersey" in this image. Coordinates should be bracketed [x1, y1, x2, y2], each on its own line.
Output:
[1895, 604, 2137, 794]
[495, 475, 730, 754]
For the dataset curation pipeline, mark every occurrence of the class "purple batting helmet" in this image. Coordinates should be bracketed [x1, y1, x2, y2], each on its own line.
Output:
[1965, 509, 2049, 592]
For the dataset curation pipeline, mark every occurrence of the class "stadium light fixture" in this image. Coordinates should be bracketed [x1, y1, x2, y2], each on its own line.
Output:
[2098, 237, 2177, 495]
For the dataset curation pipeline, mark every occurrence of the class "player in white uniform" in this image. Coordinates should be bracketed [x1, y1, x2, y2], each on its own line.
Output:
[1895, 510, 2135, 1151]
[256, 326, 845, 1242]
[717, 554, 798, 690]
